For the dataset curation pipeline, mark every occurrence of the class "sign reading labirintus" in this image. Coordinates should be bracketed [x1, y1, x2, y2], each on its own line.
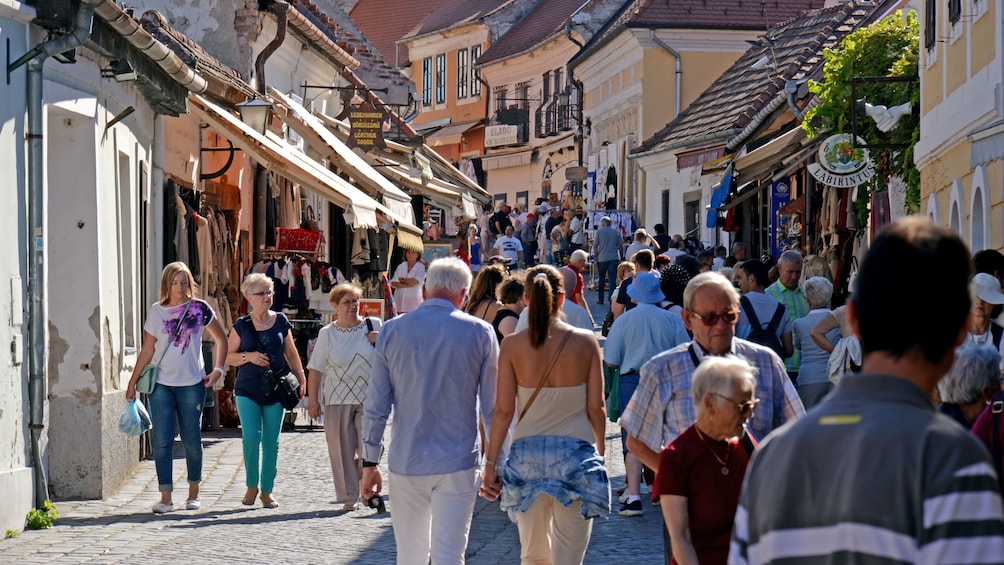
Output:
[807, 134, 876, 188]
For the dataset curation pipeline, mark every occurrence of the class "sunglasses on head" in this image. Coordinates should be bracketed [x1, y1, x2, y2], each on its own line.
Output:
[690, 310, 739, 326]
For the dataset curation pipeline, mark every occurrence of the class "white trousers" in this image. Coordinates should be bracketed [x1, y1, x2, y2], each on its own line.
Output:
[516, 496, 592, 565]
[390, 467, 481, 565]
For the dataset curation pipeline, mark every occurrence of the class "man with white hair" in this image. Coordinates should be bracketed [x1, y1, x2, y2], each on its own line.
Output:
[766, 250, 809, 384]
[361, 257, 499, 564]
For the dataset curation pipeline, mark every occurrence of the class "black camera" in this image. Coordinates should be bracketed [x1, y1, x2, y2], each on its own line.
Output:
[366, 494, 386, 514]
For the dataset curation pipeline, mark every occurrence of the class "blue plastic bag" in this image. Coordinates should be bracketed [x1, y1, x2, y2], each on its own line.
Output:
[118, 399, 153, 436]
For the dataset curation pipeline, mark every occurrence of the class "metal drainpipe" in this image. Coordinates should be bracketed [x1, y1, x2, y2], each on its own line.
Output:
[252, 1, 288, 252]
[649, 29, 681, 117]
[6, 0, 98, 509]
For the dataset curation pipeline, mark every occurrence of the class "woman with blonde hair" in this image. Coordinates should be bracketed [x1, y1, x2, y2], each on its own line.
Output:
[481, 264, 609, 564]
[226, 272, 306, 509]
[307, 283, 381, 510]
[126, 262, 228, 514]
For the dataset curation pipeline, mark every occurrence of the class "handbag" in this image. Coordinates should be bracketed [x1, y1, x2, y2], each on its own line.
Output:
[137, 302, 192, 395]
[245, 316, 302, 410]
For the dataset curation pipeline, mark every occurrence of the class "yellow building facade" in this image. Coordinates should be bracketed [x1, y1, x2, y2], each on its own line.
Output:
[916, 0, 1003, 250]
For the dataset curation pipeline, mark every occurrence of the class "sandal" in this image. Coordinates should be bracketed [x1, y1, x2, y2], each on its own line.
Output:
[260, 493, 279, 509]
[342, 502, 359, 511]
[242, 488, 259, 506]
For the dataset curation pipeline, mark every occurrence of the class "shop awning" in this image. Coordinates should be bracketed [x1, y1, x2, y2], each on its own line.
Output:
[267, 88, 417, 227]
[313, 111, 489, 217]
[734, 127, 806, 182]
[190, 94, 424, 251]
[777, 193, 804, 216]
[719, 180, 762, 211]
[971, 119, 1004, 167]
[425, 120, 483, 147]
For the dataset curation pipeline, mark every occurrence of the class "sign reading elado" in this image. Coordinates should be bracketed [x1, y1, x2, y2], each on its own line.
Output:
[807, 134, 876, 188]
[347, 101, 386, 151]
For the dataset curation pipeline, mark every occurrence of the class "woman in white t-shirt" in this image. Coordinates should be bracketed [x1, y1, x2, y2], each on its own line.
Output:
[390, 249, 426, 314]
[126, 262, 228, 515]
[307, 284, 381, 510]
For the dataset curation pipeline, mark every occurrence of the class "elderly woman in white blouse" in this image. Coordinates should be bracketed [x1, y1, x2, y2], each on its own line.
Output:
[307, 283, 381, 510]
[792, 276, 840, 408]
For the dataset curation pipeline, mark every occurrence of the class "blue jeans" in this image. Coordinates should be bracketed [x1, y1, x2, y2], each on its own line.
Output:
[597, 260, 618, 303]
[618, 373, 641, 455]
[236, 395, 286, 493]
[149, 382, 206, 492]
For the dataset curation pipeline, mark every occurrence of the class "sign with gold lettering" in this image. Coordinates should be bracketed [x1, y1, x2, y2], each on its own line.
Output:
[347, 101, 386, 151]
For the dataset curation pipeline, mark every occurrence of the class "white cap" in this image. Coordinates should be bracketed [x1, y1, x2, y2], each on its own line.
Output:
[973, 273, 1004, 304]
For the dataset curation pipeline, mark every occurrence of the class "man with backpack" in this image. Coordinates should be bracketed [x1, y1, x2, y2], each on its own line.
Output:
[765, 250, 808, 384]
[734, 259, 793, 361]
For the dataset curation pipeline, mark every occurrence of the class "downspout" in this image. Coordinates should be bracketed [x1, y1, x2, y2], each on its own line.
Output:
[253, 1, 288, 252]
[6, 0, 98, 509]
[649, 29, 681, 117]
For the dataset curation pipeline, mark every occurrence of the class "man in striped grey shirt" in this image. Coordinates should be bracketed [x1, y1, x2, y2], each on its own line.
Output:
[731, 217, 1004, 564]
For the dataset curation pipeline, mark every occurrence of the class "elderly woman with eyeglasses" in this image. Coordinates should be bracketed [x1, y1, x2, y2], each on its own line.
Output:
[306, 283, 381, 511]
[658, 356, 758, 565]
[226, 273, 306, 509]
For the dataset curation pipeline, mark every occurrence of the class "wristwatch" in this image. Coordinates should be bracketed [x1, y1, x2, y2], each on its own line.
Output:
[361, 460, 378, 468]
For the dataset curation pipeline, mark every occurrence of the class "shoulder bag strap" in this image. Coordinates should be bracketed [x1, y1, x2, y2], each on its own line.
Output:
[992, 396, 1004, 479]
[153, 301, 192, 368]
[518, 329, 573, 422]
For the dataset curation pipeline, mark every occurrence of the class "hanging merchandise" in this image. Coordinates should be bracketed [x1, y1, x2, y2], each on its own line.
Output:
[351, 228, 371, 266]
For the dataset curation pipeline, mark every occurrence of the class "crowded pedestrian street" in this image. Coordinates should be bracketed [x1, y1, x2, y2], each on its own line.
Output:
[0, 290, 666, 564]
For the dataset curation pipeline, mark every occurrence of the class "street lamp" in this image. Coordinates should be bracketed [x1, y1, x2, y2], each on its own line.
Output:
[235, 98, 273, 135]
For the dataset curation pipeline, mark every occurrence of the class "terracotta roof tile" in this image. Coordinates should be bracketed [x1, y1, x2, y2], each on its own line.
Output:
[349, 0, 448, 67]
[629, 0, 825, 30]
[633, 1, 881, 155]
[408, 0, 517, 40]
[478, 0, 590, 65]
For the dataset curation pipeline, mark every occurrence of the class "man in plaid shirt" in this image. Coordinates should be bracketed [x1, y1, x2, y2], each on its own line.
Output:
[620, 271, 804, 564]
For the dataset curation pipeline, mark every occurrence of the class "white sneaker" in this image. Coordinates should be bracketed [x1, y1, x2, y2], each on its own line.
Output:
[152, 502, 175, 514]
[185, 499, 201, 511]
[618, 490, 630, 504]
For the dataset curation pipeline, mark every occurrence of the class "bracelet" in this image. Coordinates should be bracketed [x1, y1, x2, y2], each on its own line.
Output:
[361, 460, 378, 468]
[241, 352, 246, 362]
[214, 366, 226, 375]
[485, 459, 498, 467]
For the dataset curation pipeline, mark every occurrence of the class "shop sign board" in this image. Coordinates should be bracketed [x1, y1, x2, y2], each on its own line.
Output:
[564, 166, 587, 182]
[347, 101, 386, 151]
[485, 125, 518, 148]
[359, 298, 386, 320]
[807, 134, 876, 188]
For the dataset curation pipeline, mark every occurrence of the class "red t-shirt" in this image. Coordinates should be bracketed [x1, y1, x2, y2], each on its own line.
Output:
[971, 394, 1004, 493]
[568, 263, 584, 304]
[657, 425, 752, 565]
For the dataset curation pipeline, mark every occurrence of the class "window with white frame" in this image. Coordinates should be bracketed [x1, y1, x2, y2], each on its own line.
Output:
[457, 48, 468, 100]
[516, 82, 531, 111]
[436, 53, 447, 104]
[471, 45, 482, 96]
[422, 57, 432, 106]
[493, 86, 508, 114]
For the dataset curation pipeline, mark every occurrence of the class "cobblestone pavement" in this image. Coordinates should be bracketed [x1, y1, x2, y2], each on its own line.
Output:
[1, 280, 666, 564]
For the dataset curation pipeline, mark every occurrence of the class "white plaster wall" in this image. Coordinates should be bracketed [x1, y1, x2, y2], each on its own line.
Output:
[0, 5, 34, 534]
[42, 52, 157, 499]
[635, 152, 718, 244]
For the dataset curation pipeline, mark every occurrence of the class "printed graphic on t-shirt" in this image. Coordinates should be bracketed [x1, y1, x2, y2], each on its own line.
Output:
[162, 301, 212, 353]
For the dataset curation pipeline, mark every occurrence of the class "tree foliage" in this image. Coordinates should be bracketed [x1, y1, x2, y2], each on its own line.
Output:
[803, 11, 919, 221]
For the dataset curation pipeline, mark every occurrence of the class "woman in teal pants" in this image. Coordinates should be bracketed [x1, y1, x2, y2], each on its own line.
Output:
[227, 273, 306, 508]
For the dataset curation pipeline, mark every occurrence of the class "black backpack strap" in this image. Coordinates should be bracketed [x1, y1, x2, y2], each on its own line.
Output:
[365, 318, 374, 333]
[992, 323, 1004, 349]
[740, 295, 762, 328]
[766, 302, 786, 333]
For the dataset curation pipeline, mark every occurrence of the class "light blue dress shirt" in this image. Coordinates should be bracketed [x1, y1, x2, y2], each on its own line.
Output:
[604, 303, 690, 373]
[362, 298, 499, 476]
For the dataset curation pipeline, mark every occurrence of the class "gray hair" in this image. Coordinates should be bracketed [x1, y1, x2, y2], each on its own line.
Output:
[803, 276, 834, 310]
[683, 271, 740, 311]
[241, 272, 273, 297]
[570, 249, 589, 263]
[425, 257, 472, 294]
[691, 356, 758, 413]
[778, 250, 803, 267]
[938, 343, 1002, 404]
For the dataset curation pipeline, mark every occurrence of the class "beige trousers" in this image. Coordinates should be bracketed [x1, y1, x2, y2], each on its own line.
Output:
[516, 495, 593, 565]
[323, 403, 362, 503]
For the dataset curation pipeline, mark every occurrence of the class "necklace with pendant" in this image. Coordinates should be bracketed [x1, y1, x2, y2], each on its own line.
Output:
[695, 425, 730, 476]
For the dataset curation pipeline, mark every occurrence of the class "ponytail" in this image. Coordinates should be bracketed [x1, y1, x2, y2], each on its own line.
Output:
[525, 265, 563, 347]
